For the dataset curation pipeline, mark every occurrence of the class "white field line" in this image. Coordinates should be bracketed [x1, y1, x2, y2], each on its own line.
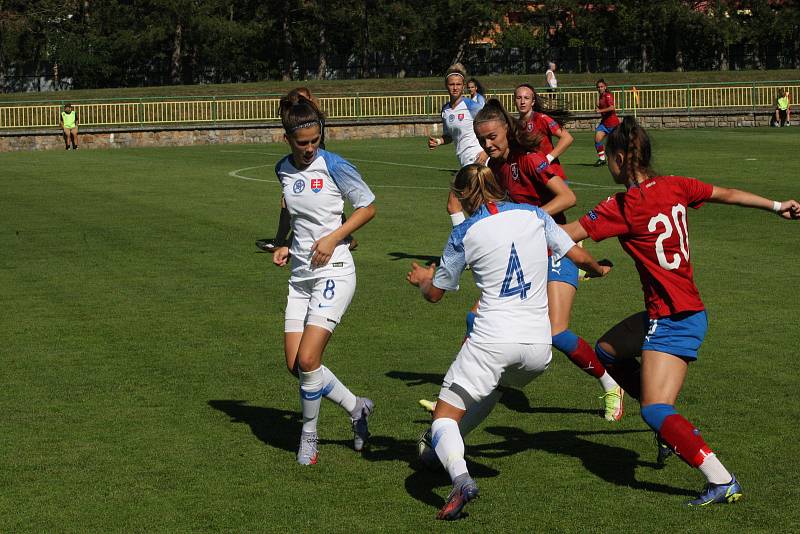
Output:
[223, 150, 620, 190]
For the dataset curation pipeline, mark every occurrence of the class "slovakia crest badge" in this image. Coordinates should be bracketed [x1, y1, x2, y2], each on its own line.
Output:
[311, 178, 323, 193]
[458, 113, 464, 121]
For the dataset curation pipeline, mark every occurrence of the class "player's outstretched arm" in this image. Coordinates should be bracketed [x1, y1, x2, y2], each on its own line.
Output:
[565, 245, 611, 279]
[709, 186, 800, 220]
[427, 135, 453, 149]
[407, 262, 445, 303]
[560, 220, 590, 242]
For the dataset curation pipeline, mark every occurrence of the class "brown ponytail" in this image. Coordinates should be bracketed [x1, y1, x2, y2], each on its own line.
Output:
[606, 116, 655, 185]
[452, 164, 507, 216]
[279, 94, 323, 135]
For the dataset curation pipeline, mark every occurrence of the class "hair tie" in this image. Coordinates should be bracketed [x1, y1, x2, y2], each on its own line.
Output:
[446, 72, 464, 81]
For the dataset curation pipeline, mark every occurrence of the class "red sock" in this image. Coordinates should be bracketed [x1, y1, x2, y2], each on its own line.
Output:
[659, 414, 713, 468]
[565, 337, 606, 379]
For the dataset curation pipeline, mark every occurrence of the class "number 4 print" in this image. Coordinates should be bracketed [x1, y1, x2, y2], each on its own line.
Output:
[500, 243, 531, 299]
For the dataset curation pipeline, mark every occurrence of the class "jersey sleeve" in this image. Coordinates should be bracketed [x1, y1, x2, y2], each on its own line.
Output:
[323, 152, 376, 208]
[580, 194, 629, 242]
[532, 206, 575, 260]
[462, 97, 484, 117]
[522, 152, 557, 186]
[540, 113, 561, 136]
[432, 230, 466, 291]
[679, 176, 714, 209]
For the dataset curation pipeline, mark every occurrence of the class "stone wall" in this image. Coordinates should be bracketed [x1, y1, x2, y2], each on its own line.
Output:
[0, 110, 786, 152]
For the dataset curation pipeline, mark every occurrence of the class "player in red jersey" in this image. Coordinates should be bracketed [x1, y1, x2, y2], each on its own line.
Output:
[469, 98, 625, 421]
[593, 79, 620, 166]
[563, 115, 800, 506]
[513, 83, 574, 179]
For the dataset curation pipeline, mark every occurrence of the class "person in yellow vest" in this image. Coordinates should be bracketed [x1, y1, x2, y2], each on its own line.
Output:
[774, 90, 790, 127]
[59, 103, 79, 149]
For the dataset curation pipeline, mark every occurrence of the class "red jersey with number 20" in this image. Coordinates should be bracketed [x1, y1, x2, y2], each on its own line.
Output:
[579, 175, 714, 319]
[598, 91, 620, 128]
[489, 150, 568, 224]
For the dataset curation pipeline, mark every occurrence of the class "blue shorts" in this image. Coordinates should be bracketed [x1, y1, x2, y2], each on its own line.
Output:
[595, 123, 617, 135]
[548, 255, 579, 289]
[641, 310, 707, 360]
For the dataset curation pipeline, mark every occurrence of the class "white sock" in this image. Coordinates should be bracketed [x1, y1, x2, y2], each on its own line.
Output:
[450, 212, 466, 226]
[431, 417, 469, 482]
[599, 371, 618, 392]
[459, 390, 501, 437]
[698, 452, 732, 485]
[299, 367, 324, 434]
[320, 365, 358, 415]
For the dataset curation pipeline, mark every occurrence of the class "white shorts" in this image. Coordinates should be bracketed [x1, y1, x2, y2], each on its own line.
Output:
[284, 273, 356, 333]
[439, 340, 552, 410]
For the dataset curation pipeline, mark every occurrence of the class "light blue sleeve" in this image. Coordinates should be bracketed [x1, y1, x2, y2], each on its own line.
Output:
[321, 151, 376, 209]
[432, 230, 466, 291]
[463, 96, 485, 117]
[532, 206, 575, 260]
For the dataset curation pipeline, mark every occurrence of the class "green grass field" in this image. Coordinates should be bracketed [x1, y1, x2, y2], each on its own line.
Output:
[2, 129, 799, 531]
[2, 69, 799, 103]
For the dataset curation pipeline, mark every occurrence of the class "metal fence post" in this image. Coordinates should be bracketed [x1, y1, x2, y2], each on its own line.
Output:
[687, 84, 692, 113]
[212, 95, 217, 125]
[355, 92, 361, 119]
[138, 98, 144, 126]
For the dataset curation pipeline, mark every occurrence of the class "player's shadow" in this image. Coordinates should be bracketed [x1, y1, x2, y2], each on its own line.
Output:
[386, 252, 440, 265]
[475, 426, 695, 497]
[385, 370, 597, 416]
[208, 400, 301, 452]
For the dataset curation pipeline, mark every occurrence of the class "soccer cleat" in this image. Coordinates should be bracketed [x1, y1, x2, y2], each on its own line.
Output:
[437, 475, 480, 520]
[255, 238, 281, 253]
[418, 399, 436, 413]
[686, 475, 743, 506]
[297, 431, 318, 465]
[351, 397, 374, 452]
[600, 386, 624, 422]
[594, 158, 607, 167]
[655, 434, 673, 467]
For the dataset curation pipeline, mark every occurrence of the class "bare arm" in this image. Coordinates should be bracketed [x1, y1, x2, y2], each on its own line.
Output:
[561, 220, 589, 242]
[540, 176, 576, 217]
[565, 245, 611, 279]
[428, 134, 453, 149]
[548, 127, 573, 161]
[709, 186, 800, 220]
[406, 262, 445, 303]
[310, 204, 376, 267]
[596, 104, 615, 114]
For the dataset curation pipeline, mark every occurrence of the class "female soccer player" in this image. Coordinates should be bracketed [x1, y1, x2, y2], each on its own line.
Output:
[408, 164, 610, 520]
[593, 79, 620, 166]
[272, 95, 377, 465]
[427, 64, 488, 168]
[467, 78, 486, 106]
[257, 87, 357, 253]
[563, 115, 800, 505]
[514, 83, 573, 178]
[472, 99, 625, 421]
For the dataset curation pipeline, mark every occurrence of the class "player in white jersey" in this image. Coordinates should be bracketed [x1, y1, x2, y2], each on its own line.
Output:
[272, 95, 377, 465]
[428, 64, 487, 168]
[407, 164, 611, 520]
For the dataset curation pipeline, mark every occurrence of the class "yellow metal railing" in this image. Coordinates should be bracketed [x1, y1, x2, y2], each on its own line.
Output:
[1, 82, 798, 129]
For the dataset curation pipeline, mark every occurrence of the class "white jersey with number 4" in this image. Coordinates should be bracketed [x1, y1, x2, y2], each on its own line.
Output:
[276, 149, 375, 281]
[441, 97, 484, 167]
[433, 201, 575, 344]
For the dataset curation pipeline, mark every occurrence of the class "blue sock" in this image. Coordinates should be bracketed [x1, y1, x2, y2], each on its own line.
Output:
[552, 330, 579, 354]
[640, 403, 676, 432]
[465, 311, 476, 338]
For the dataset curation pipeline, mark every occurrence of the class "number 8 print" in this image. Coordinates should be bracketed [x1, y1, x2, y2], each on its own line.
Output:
[323, 279, 336, 300]
[648, 204, 689, 270]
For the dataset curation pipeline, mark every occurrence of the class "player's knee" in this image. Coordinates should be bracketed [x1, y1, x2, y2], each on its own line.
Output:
[640, 403, 676, 432]
[595, 342, 616, 365]
[552, 329, 579, 354]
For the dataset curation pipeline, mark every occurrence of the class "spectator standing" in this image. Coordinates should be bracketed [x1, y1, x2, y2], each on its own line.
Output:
[545, 62, 558, 92]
